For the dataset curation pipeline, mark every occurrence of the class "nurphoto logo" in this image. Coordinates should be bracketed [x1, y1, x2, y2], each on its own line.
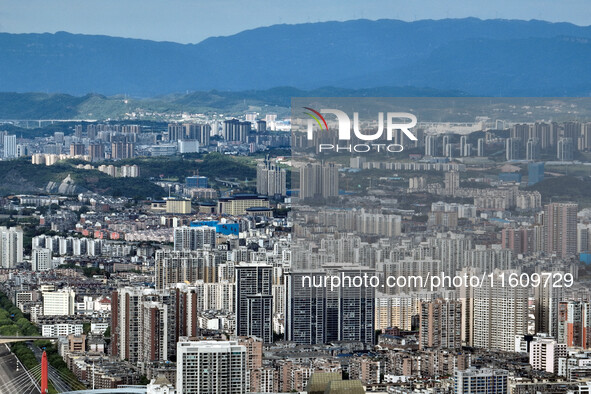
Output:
[303, 107, 418, 153]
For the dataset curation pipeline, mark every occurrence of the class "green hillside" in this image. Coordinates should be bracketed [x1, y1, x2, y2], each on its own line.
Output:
[0, 158, 165, 198]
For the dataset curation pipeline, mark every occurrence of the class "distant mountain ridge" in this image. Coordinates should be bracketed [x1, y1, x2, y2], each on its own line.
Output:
[1, 18, 591, 96]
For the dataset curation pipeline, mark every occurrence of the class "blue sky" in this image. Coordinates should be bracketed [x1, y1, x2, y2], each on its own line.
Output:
[0, 0, 590, 43]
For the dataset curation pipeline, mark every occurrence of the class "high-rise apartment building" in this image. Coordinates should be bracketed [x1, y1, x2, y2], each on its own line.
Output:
[557, 301, 591, 349]
[419, 299, 462, 350]
[111, 141, 135, 159]
[464, 246, 513, 272]
[183, 123, 211, 146]
[224, 119, 251, 142]
[0, 226, 23, 268]
[167, 123, 184, 141]
[256, 159, 287, 197]
[506, 137, 521, 161]
[544, 202, 578, 258]
[533, 122, 552, 148]
[512, 123, 530, 141]
[563, 121, 582, 141]
[87, 124, 97, 140]
[299, 162, 339, 199]
[256, 120, 267, 133]
[235, 263, 273, 344]
[375, 294, 416, 331]
[173, 226, 216, 251]
[501, 227, 534, 256]
[89, 143, 105, 161]
[459, 136, 468, 157]
[141, 299, 173, 367]
[477, 138, 485, 157]
[444, 171, 460, 197]
[526, 138, 541, 161]
[155, 250, 220, 290]
[442, 135, 450, 157]
[69, 143, 85, 156]
[534, 279, 564, 338]
[425, 135, 439, 156]
[473, 271, 528, 352]
[112, 287, 143, 363]
[74, 125, 83, 139]
[32, 248, 52, 271]
[3, 134, 16, 158]
[557, 137, 574, 161]
[286, 265, 375, 345]
[176, 340, 247, 394]
[578, 223, 591, 253]
[112, 287, 177, 366]
[428, 233, 472, 278]
[530, 336, 567, 374]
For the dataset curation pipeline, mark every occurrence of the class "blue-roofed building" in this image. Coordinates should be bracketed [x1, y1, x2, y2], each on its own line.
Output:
[528, 162, 545, 186]
[191, 220, 240, 235]
[580, 253, 591, 264]
[186, 175, 208, 188]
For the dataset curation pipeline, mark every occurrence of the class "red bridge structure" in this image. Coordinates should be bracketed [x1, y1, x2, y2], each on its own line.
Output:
[41, 350, 48, 394]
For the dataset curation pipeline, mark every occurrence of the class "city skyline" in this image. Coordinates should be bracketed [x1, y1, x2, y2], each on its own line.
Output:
[2, 105, 591, 392]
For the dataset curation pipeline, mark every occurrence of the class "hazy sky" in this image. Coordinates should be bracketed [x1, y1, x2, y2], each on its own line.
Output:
[0, 0, 590, 43]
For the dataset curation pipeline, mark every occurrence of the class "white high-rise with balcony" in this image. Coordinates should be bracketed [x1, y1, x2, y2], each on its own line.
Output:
[176, 340, 247, 394]
[32, 248, 52, 271]
[0, 226, 23, 268]
[3, 134, 17, 158]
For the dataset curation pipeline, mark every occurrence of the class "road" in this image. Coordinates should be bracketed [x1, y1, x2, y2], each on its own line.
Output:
[0, 343, 39, 393]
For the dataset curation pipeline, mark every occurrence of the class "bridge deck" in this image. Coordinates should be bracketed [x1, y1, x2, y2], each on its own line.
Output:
[0, 336, 57, 344]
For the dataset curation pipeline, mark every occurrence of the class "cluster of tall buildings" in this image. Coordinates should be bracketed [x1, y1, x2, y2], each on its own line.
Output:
[19, 116, 286, 167]
[223, 119, 252, 142]
[173, 226, 216, 251]
[167, 123, 210, 146]
[111, 287, 177, 367]
[507, 121, 591, 161]
[10, 109, 591, 394]
[500, 202, 578, 258]
[155, 249, 222, 289]
[30, 124, 137, 163]
[313, 208, 402, 237]
[423, 121, 591, 162]
[256, 158, 287, 197]
[96, 164, 140, 177]
[33, 234, 103, 257]
[298, 162, 339, 199]
[425, 134, 481, 158]
[286, 265, 376, 345]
